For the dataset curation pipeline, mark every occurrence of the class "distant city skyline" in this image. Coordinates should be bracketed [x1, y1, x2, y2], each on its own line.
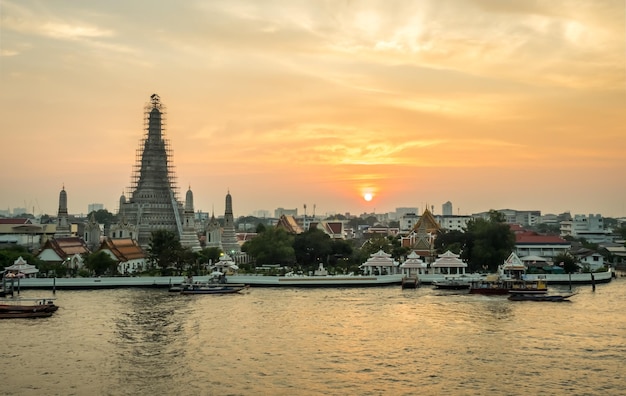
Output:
[0, 192, 622, 220]
[1, 1, 624, 218]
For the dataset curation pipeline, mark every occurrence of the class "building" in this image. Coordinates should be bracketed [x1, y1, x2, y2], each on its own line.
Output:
[116, 94, 199, 249]
[399, 212, 419, 231]
[474, 209, 541, 227]
[402, 208, 441, 262]
[0, 218, 55, 250]
[38, 237, 91, 273]
[98, 237, 146, 274]
[560, 214, 612, 244]
[274, 208, 298, 218]
[435, 215, 472, 232]
[88, 203, 104, 213]
[442, 201, 453, 216]
[514, 231, 571, 260]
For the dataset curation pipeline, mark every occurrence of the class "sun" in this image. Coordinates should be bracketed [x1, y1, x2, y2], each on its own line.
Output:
[363, 192, 373, 202]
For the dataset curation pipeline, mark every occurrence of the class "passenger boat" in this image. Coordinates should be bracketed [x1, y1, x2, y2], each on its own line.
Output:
[180, 284, 248, 295]
[169, 276, 247, 293]
[0, 298, 58, 318]
[469, 253, 548, 295]
[469, 277, 548, 295]
[432, 277, 471, 290]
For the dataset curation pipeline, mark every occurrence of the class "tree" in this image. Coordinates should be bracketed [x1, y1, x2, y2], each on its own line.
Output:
[0, 246, 45, 273]
[147, 230, 183, 275]
[462, 210, 515, 272]
[293, 228, 333, 272]
[84, 251, 118, 276]
[197, 247, 222, 268]
[241, 227, 295, 267]
[434, 229, 465, 255]
[88, 209, 116, 226]
[553, 252, 578, 274]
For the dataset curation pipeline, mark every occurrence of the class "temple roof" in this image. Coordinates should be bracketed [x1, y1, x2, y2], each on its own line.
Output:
[99, 238, 145, 261]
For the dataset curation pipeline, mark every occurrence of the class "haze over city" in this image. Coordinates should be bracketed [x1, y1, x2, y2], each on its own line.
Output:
[1, 1, 624, 218]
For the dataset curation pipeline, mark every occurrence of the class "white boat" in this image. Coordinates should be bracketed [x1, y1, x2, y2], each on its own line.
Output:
[432, 277, 471, 290]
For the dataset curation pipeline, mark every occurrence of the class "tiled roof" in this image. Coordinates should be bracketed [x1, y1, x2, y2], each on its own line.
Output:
[0, 218, 32, 225]
[276, 215, 303, 234]
[41, 237, 91, 258]
[515, 232, 569, 244]
[99, 238, 145, 261]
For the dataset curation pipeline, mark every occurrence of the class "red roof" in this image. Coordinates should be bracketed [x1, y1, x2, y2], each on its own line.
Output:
[0, 218, 32, 225]
[509, 224, 526, 233]
[99, 238, 145, 261]
[515, 232, 568, 244]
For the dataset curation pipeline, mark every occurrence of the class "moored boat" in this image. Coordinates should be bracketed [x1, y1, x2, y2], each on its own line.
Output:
[469, 277, 548, 295]
[180, 284, 248, 295]
[470, 253, 548, 295]
[0, 298, 59, 318]
[0, 310, 54, 319]
[432, 277, 471, 290]
[508, 292, 576, 302]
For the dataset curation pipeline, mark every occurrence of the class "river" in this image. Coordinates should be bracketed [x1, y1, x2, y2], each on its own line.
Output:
[1, 280, 624, 395]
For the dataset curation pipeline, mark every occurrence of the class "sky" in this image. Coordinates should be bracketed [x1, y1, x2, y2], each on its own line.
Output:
[1, 0, 625, 219]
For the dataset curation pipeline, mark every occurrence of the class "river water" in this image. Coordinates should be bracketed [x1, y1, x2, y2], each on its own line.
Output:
[1, 280, 624, 396]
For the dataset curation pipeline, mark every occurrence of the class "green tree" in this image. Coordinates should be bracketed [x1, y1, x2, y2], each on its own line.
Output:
[241, 227, 295, 267]
[328, 239, 355, 273]
[553, 252, 578, 274]
[147, 229, 183, 275]
[0, 246, 45, 274]
[293, 228, 333, 272]
[434, 229, 465, 255]
[175, 247, 197, 275]
[84, 251, 118, 276]
[462, 210, 515, 272]
[88, 209, 116, 226]
[197, 247, 222, 268]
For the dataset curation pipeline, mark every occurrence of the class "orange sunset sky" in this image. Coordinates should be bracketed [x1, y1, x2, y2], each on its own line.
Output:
[1, 1, 624, 218]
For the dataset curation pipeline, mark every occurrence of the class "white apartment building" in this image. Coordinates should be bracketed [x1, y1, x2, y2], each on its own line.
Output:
[560, 214, 612, 244]
[435, 215, 472, 232]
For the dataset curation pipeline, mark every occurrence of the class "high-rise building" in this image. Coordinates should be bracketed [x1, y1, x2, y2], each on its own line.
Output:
[88, 203, 104, 213]
[442, 201, 453, 216]
[117, 94, 198, 249]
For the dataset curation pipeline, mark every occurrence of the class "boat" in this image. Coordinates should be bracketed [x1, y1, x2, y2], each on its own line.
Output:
[0, 298, 59, 318]
[508, 292, 577, 302]
[469, 253, 549, 295]
[169, 276, 247, 293]
[432, 277, 471, 290]
[180, 284, 248, 295]
[401, 276, 420, 289]
[0, 310, 54, 319]
[469, 276, 548, 295]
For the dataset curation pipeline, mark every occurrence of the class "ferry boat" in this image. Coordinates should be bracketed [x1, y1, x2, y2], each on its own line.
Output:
[469, 253, 548, 295]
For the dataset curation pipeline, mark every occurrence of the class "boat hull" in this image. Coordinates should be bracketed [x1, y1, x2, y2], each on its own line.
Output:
[180, 286, 246, 295]
[508, 293, 576, 302]
[0, 311, 53, 319]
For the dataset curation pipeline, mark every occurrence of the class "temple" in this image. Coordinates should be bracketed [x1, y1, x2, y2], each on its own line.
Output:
[117, 94, 200, 250]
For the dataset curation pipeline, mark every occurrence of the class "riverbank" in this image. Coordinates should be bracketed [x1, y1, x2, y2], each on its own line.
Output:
[2, 269, 613, 291]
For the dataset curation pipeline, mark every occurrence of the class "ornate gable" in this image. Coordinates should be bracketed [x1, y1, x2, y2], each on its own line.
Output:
[410, 207, 441, 254]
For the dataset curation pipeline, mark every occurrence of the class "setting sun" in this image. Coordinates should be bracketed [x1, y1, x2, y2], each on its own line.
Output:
[363, 193, 373, 202]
